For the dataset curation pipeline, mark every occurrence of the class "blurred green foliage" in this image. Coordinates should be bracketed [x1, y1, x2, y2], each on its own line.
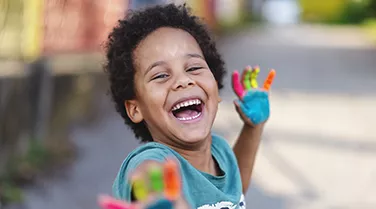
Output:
[338, 0, 373, 24]
[0, 139, 75, 206]
[300, 0, 376, 24]
[299, 0, 347, 23]
[0, 140, 50, 205]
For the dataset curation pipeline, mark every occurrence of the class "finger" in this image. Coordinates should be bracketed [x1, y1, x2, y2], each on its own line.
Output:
[98, 195, 136, 209]
[163, 158, 181, 201]
[148, 165, 164, 194]
[128, 161, 164, 202]
[242, 66, 252, 90]
[132, 175, 149, 202]
[250, 66, 260, 89]
[240, 67, 247, 89]
[233, 100, 242, 115]
[263, 69, 276, 91]
[232, 71, 245, 99]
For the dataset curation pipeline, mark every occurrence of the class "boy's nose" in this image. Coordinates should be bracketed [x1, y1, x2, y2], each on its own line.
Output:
[172, 76, 195, 90]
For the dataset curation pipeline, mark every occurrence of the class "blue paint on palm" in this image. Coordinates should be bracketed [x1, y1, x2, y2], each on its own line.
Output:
[239, 90, 270, 125]
[146, 198, 173, 209]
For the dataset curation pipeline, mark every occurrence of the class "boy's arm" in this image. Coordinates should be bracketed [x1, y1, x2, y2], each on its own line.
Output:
[231, 67, 275, 194]
[233, 124, 263, 194]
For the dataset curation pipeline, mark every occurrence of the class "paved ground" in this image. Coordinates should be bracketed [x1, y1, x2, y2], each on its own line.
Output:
[7, 24, 376, 209]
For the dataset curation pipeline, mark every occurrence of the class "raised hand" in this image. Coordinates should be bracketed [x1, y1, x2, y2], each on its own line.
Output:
[98, 159, 190, 209]
[232, 66, 276, 126]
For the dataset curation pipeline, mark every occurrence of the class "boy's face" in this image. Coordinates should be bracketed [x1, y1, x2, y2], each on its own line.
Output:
[128, 27, 220, 146]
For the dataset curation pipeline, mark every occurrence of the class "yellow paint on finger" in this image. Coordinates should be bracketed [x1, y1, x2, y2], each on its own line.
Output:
[250, 66, 260, 88]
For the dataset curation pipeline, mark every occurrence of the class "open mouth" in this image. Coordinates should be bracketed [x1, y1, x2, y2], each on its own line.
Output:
[171, 98, 203, 121]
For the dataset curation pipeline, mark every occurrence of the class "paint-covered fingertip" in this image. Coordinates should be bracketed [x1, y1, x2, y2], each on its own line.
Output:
[232, 70, 245, 98]
[263, 69, 276, 91]
[132, 177, 148, 201]
[251, 66, 260, 74]
[164, 158, 181, 201]
[98, 195, 131, 209]
[231, 71, 239, 84]
[232, 71, 240, 80]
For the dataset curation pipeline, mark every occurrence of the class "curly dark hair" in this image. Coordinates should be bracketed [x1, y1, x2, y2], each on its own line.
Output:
[104, 3, 226, 143]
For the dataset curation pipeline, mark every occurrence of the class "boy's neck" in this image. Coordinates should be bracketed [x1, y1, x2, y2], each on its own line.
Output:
[166, 136, 219, 176]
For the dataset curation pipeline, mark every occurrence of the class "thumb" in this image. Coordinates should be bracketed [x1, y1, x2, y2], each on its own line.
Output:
[234, 99, 248, 119]
[233, 100, 242, 114]
[234, 99, 254, 126]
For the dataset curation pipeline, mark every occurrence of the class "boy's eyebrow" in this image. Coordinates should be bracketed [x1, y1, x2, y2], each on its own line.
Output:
[186, 53, 204, 59]
[145, 61, 166, 76]
[144, 53, 204, 76]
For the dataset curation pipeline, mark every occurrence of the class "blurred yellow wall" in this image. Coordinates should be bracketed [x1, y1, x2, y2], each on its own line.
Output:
[0, 0, 23, 59]
[215, 0, 245, 27]
[186, 0, 217, 29]
[0, 0, 42, 61]
[185, 0, 246, 30]
[23, 0, 43, 62]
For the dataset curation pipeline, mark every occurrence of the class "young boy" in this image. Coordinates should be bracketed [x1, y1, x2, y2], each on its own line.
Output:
[104, 3, 274, 209]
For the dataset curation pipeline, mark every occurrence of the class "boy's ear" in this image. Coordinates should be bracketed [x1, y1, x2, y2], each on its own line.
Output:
[125, 100, 143, 123]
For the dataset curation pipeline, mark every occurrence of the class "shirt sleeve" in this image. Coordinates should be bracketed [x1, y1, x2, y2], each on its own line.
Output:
[112, 147, 169, 201]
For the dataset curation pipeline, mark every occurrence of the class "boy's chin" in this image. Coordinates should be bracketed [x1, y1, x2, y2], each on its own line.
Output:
[176, 129, 211, 145]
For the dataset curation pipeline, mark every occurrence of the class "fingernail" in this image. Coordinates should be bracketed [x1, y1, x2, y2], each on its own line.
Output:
[133, 177, 148, 201]
[146, 199, 173, 209]
[149, 165, 164, 193]
[164, 159, 180, 201]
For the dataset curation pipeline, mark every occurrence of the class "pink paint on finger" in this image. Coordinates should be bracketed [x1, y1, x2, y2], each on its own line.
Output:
[98, 195, 136, 209]
[232, 71, 245, 98]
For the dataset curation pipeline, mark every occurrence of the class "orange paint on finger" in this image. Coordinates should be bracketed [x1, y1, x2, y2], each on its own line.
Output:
[163, 159, 181, 201]
[263, 69, 276, 91]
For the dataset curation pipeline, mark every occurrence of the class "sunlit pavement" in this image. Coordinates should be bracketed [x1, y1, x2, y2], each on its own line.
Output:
[9, 25, 376, 209]
[216, 24, 376, 209]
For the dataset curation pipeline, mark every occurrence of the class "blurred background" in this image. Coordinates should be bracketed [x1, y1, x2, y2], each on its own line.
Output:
[1, 0, 376, 208]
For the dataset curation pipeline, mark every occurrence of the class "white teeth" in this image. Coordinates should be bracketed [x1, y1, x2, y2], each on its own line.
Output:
[172, 99, 201, 111]
[177, 112, 202, 121]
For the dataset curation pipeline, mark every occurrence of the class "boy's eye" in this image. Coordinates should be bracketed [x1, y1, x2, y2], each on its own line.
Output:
[187, 67, 202, 72]
[152, 74, 169, 80]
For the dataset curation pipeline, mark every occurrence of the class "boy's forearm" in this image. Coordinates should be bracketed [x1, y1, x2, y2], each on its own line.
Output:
[233, 124, 263, 194]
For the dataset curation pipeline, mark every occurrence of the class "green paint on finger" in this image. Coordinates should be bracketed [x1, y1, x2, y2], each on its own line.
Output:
[244, 69, 252, 90]
[149, 166, 164, 193]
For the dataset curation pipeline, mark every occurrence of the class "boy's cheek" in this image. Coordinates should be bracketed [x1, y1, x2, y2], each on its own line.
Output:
[197, 77, 219, 94]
